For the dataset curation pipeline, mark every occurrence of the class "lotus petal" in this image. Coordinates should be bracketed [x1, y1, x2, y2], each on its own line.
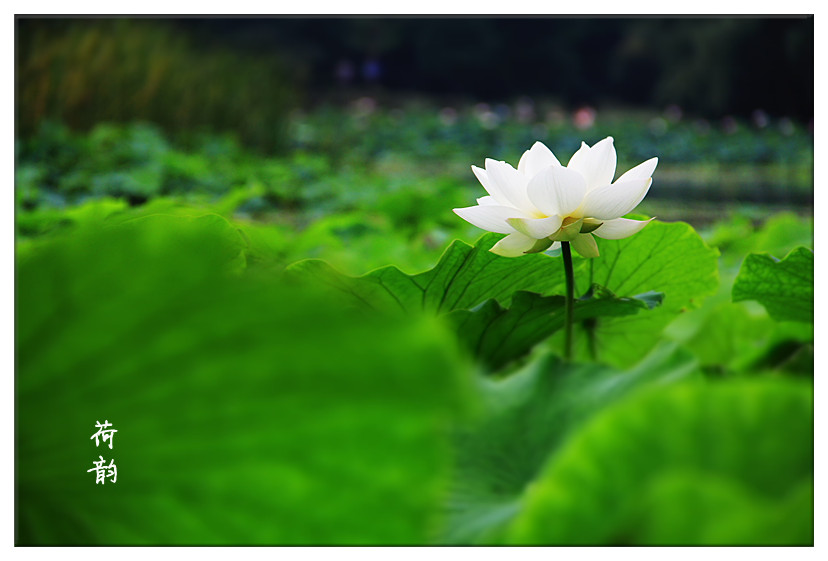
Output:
[580, 178, 652, 220]
[490, 232, 539, 257]
[570, 233, 600, 258]
[615, 157, 658, 183]
[527, 165, 587, 218]
[453, 204, 530, 234]
[593, 217, 654, 240]
[472, 165, 511, 207]
[485, 159, 535, 214]
[567, 136, 617, 191]
[518, 141, 562, 178]
[507, 215, 563, 239]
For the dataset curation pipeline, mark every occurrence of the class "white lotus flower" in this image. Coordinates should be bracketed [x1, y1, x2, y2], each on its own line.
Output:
[454, 137, 657, 258]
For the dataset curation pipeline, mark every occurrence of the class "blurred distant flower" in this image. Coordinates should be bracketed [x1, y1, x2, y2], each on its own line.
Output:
[352, 97, 377, 117]
[474, 103, 499, 130]
[454, 137, 657, 258]
[573, 107, 596, 130]
[494, 103, 511, 120]
[515, 97, 535, 123]
[335, 59, 355, 84]
[664, 104, 683, 123]
[478, 111, 499, 130]
[722, 116, 739, 135]
[751, 109, 769, 129]
[362, 58, 381, 82]
[779, 117, 795, 136]
[439, 107, 458, 126]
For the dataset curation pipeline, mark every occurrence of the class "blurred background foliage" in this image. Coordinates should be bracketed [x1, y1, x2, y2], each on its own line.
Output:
[15, 16, 813, 546]
[17, 17, 812, 153]
[16, 17, 813, 239]
[17, 19, 298, 152]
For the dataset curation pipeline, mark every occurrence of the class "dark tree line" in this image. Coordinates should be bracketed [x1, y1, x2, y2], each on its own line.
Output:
[182, 17, 813, 121]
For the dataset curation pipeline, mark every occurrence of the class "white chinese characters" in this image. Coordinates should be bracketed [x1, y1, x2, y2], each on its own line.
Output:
[90, 420, 118, 449]
[87, 455, 118, 485]
[88, 420, 118, 485]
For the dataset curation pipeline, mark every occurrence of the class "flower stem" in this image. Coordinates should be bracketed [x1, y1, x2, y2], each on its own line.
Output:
[561, 241, 575, 361]
[586, 259, 597, 360]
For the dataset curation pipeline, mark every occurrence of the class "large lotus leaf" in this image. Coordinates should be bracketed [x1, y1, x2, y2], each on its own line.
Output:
[744, 213, 813, 260]
[732, 246, 813, 323]
[15, 197, 130, 241]
[286, 232, 584, 314]
[706, 211, 814, 270]
[442, 342, 700, 544]
[448, 286, 663, 372]
[565, 220, 719, 367]
[636, 473, 813, 545]
[508, 378, 813, 545]
[669, 296, 812, 375]
[666, 226, 812, 375]
[16, 214, 472, 545]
